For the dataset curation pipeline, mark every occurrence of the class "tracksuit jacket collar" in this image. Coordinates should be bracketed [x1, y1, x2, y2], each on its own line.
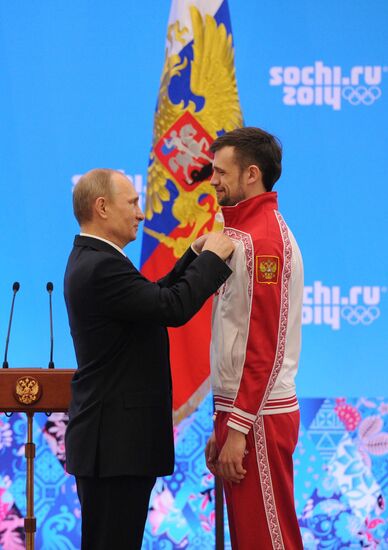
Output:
[221, 192, 278, 229]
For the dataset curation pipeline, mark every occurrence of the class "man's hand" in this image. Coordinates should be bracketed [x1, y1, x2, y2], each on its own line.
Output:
[216, 428, 247, 483]
[202, 232, 234, 261]
[205, 430, 218, 475]
[192, 234, 209, 255]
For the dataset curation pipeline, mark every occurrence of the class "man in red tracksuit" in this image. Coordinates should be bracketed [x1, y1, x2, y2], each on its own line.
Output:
[205, 127, 304, 549]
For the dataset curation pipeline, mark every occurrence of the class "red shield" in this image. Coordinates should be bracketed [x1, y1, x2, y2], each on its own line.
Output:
[155, 111, 214, 191]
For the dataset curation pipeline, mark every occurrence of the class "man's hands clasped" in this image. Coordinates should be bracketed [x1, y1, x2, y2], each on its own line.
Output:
[205, 428, 247, 484]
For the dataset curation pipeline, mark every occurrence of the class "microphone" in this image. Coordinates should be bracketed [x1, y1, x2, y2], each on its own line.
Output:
[3, 282, 20, 368]
[46, 282, 55, 369]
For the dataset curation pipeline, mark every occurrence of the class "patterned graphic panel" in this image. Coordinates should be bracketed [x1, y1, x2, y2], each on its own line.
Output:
[0, 396, 387, 549]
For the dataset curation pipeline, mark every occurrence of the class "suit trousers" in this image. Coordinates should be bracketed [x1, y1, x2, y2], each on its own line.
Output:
[76, 475, 156, 550]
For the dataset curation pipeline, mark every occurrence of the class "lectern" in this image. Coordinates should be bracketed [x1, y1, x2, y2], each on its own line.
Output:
[0, 368, 75, 550]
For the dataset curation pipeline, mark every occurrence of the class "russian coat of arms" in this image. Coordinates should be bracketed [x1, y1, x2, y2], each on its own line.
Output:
[155, 111, 213, 191]
[256, 256, 279, 284]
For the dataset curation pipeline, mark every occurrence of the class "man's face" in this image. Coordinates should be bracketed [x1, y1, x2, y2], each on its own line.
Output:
[105, 174, 145, 247]
[210, 146, 246, 206]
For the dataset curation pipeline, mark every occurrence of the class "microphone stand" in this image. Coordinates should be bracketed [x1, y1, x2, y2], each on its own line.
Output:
[24, 283, 54, 548]
[46, 282, 54, 369]
[2, 282, 20, 368]
[25, 412, 36, 550]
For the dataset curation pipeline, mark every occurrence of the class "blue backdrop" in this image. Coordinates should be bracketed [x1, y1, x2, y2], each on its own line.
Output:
[0, 1, 387, 548]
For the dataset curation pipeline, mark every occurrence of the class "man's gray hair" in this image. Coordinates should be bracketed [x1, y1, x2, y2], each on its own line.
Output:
[73, 168, 120, 225]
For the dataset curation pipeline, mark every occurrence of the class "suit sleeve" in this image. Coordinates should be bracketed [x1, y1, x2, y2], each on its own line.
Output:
[93, 250, 232, 327]
[156, 247, 198, 288]
[227, 237, 290, 434]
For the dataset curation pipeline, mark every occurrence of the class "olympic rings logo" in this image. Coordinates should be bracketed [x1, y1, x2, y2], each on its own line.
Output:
[342, 86, 382, 106]
[341, 306, 380, 325]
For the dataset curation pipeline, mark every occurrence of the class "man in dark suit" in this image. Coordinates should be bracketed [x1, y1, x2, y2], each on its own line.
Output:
[64, 168, 233, 550]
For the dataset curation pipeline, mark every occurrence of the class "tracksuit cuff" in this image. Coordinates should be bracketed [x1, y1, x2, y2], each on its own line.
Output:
[227, 407, 256, 435]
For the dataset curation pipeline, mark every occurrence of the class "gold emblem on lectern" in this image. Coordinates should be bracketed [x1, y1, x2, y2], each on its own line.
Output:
[14, 377, 42, 405]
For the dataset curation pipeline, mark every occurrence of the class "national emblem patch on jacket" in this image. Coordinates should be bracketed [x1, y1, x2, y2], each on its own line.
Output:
[256, 255, 279, 284]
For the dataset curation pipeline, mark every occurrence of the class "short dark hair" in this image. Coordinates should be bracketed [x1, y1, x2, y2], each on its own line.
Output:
[210, 127, 282, 191]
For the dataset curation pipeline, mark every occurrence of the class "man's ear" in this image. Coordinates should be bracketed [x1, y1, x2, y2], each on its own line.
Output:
[94, 196, 108, 219]
[247, 164, 262, 186]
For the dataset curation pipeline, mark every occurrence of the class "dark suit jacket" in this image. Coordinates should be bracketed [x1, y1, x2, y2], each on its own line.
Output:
[64, 235, 231, 478]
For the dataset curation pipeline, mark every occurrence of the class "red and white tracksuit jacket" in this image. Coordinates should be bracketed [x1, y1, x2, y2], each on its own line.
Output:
[211, 192, 304, 550]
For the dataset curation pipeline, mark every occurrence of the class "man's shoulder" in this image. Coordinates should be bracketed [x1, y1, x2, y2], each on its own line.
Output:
[68, 243, 119, 267]
[250, 208, 288, 242]
[251, 221, 285, 257]
[65, 244, 134, 287]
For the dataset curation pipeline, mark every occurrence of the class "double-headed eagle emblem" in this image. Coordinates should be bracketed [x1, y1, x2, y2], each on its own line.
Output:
[144, 7, 242, 258]
[15, 376, 41, 405]
[256, 256, 280, 285]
